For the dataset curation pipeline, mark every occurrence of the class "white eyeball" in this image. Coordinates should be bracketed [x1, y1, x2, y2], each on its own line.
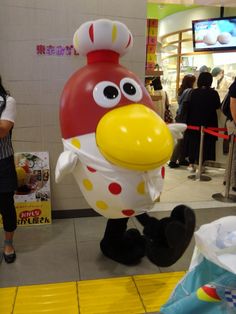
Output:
[93, 81, 121, 108]
[120, 78, 142, 102]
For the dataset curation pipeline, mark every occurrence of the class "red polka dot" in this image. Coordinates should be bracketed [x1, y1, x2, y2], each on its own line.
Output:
[122, 209, 135, 216]
[87, 166, 96, 173]
[108, 182, 122, 195]
[161, 166, 165, 178]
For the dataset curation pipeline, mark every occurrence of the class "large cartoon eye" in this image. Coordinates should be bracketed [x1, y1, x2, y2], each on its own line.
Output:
[120, 78, 142, 102]
[93, 81, 121, 108]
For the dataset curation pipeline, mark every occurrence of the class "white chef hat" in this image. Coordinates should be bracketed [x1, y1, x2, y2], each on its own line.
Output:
[73, 19, 133, 62]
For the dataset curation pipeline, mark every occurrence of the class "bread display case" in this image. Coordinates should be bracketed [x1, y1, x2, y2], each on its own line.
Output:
[159, 28, 236, 104]
[159, 28, 236, 164]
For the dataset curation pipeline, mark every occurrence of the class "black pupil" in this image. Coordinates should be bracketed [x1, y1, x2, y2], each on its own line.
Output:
[123, 83, 136, 95]
[104, 86, 119, 99]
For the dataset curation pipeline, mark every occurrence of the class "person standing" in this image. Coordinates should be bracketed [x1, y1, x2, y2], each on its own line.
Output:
[225, 77, 236, 191]
[168, 74, 196, 168]
[184, 72, 221, 172]
[211, 67, 224, 90]
[151, 76, 172, 122]
[211, 67, 229, 101]
[0, 76, 17, 263]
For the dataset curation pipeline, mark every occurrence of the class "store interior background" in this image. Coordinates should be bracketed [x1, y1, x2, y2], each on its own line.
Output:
[147, 3, 236, 168]
[1, 0, 236, 215]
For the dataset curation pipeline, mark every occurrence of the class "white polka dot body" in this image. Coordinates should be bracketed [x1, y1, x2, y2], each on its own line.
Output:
[63, 134, 164, 219]
[74, 160, 163, 218]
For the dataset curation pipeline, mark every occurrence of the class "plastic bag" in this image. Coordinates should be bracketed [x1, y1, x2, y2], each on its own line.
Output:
[161, 216, 236, 314]
[164, 106, 173, 123]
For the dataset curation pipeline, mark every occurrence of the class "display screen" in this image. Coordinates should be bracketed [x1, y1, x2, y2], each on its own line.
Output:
[192, 16, 236, 52]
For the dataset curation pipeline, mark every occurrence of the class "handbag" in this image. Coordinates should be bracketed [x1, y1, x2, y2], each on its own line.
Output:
[164, 92, 174, 123]
[164, 106, 173, 123]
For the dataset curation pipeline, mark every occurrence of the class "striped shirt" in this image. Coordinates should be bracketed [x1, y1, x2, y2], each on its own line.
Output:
[0, 96, 16, 160]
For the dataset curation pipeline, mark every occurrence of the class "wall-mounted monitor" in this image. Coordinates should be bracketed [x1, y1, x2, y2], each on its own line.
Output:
[192, 16, 236, 52]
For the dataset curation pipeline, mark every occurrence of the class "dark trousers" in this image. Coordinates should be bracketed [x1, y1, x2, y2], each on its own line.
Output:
[170, 138, 186, 163]
[0, 192, 17, 232]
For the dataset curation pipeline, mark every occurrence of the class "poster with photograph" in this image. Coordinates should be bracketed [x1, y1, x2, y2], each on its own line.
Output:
[193, 17, 236, 52]
[0, 152, 52, 227]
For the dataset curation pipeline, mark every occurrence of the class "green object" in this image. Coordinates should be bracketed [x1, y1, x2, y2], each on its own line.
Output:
[147, 3, 199, 20]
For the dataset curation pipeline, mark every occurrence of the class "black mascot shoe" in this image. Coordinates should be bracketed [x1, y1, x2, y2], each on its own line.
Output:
[100, 228, 146, 265]
[143, 205, 195, 267]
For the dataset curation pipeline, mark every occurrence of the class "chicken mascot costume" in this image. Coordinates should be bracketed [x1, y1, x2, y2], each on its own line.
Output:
[55, 19, 195, 267]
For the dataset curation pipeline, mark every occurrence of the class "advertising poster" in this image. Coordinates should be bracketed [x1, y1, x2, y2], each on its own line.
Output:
[193, 18, 236, 51]
[0, 152, 52, 227]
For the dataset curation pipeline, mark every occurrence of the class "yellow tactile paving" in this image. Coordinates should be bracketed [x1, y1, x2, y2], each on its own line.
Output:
[0, 272, 185, 314]
[134, 271, 185, 313]
[78, 277, 145, 314]
[0, 287, 17, 314]
[13, 282, 78, 314]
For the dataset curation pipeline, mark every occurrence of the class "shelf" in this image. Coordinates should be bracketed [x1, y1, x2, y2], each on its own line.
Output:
[145, 70, 163, 76]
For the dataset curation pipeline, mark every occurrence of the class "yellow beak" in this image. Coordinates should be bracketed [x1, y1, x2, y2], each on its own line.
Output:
[96, 104, 174, 171]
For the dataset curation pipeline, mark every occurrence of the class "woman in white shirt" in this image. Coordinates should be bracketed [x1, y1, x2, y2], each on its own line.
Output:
[151, 76, 170, 121]
[0, 76, 17, 263]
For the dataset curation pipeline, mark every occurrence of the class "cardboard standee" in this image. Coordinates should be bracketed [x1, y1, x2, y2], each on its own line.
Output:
[0, 152, 52, 227]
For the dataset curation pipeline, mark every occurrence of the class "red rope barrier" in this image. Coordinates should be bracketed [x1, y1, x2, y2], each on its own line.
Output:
[183, 124, 236, 141]
[185, 124, 230, 139]
[207, 127, 227, 132]
[187, 125, 200, 131]
[203, 128, 229, 140]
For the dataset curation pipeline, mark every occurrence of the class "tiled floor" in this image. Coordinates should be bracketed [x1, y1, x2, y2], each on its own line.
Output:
[0, 164, 235, 313]
[153, 164, 236, 212]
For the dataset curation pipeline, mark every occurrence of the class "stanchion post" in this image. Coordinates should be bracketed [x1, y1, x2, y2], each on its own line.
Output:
[212, 133, 236, 202]
[188, 125, 211, 182]
[196, 126, 204, 180]
[225, 133, 234, 198]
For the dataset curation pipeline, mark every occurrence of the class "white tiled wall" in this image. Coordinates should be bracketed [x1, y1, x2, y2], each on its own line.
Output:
[0, 0, 147, 211]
